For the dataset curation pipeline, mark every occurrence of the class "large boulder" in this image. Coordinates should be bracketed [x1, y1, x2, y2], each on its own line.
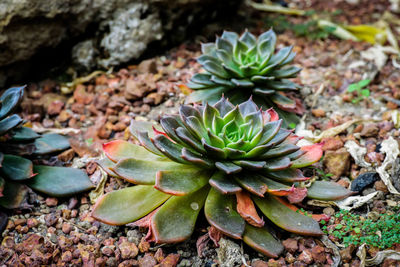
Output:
[0, 0, 240, 86]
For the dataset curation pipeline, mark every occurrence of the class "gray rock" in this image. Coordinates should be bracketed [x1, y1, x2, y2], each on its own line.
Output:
[0, 0, 240, 85]
[216, 238, 243, 267]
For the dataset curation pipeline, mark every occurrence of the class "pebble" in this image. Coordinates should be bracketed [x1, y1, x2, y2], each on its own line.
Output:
[323, 148, 351, 178]
[282, 238, 298, 254]
[298, 249, 313, 264]
[350, 172, 378, 192]
[374, 180, 389, 193]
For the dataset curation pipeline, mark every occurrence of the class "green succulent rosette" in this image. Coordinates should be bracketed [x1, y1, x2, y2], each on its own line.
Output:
[92, 97, 351, 257]
[0, 86, 93, 211]
[187, 29, 302, 125]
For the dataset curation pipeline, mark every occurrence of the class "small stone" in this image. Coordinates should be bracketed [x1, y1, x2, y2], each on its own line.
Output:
[138, 59, 157, 74]
[58, 110, 72, 122]
[251, 259, 268, 267]
[138, 237, 150, 253]
[159, 253, 180, 267]
[312, 108, 325, 117]
[118, 238, 139, 259]
[282, 238, 298, 253]
[360, 123, 379, 137]
[323, 207, 335, 216]
[387, 199, 397, 206]
[298, 249, 313, 264]
[323, 148, 351, 179]
[47, 100, 64, 115]
[285, 252, 296, 264]
[45, 197, 58, 207]
[351, 172, 378, 192]
[58, 149, 75, 162]
[322, 137, 344, 151]
[27, 218, 39, 228]
[138, 253, 157, 267]
[374, 180, 389, 193]
[340, 245, 355, 263]
[154, 248, 165, 263]
[62, 251, 73, 262]
[101, 246, 115, 256]
[311, 245, 326, 263]
[62, 222, 72, 234]
[45, 213, 58, 226]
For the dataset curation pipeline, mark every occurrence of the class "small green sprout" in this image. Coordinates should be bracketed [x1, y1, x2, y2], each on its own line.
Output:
[347, 79, 371, 104]
[324, 209, 400, 249]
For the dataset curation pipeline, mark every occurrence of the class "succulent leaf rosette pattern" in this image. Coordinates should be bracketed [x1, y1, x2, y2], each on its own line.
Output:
[92, 97, 351, 257]
[187, 29, 302, 125]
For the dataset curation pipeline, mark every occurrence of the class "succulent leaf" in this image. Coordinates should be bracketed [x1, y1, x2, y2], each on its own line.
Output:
[254, 195, 323, 236]
[243, 224, 284, 258]
[33, 133, 70, 155]
[112, 158, 181, 185]
[208, 171, 242, 194]
[151, 186, 209, 243]
[27, 166, 94, 197]
[205, 188, 245, 239]
[307, 181, 353, 200]
[92, 185, 170, 225]
[155, 168, 211, 196]
[0, 154, 35, 181]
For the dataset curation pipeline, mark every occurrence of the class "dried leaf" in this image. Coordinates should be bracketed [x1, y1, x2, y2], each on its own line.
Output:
[335, 192, 378, 210]
[376, 136, 400, 194]
[296, 119, 362, 143]
[344, 140, 371, 168]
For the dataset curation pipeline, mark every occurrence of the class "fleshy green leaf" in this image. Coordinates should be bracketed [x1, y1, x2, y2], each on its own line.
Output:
[181, 148, 213, 168]
[264, 157, 292, 171]
[0, 86, 24, 120]
[270, 93, 296, 110]
[209, 171, 242, 194]
[27, 166, 94, 197]
[259, 143, 299, 159]
[92, 185, 170, 225]
[215, 161, 242, 175]
[243, 224, 283, 258]
[234, 173, 268, 197]
[269, 66, 301, 78]
[254, 194, 323, 236]
[307, 181, 353, 200]
[0, 181, 29, 209]
[0, 114, 23, 135]
[97, 157, 119, 177]
[264, 168, 309, 183]
[290, 144, 323, 168]
[33, 133, 70, 155]
[151, 186, 209, 243]
[103, 140, 160, 162]
[152, 135, 188, 164]
[1, 154, 35, 181]
[10, 127, 40, 141]
[112, 158, 181, 185]
[155, 167, 211, 196]
[204, 188, 245, 239]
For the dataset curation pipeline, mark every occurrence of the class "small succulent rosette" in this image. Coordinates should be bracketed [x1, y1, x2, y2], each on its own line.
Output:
[93, 97, 351, 257]
[187, 29, 302, 125]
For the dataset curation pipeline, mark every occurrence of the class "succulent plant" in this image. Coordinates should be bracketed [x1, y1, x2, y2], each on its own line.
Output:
[0, 86, 94, 212]
[187, 29, 302, 125]
[92, 97, 351, 257]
